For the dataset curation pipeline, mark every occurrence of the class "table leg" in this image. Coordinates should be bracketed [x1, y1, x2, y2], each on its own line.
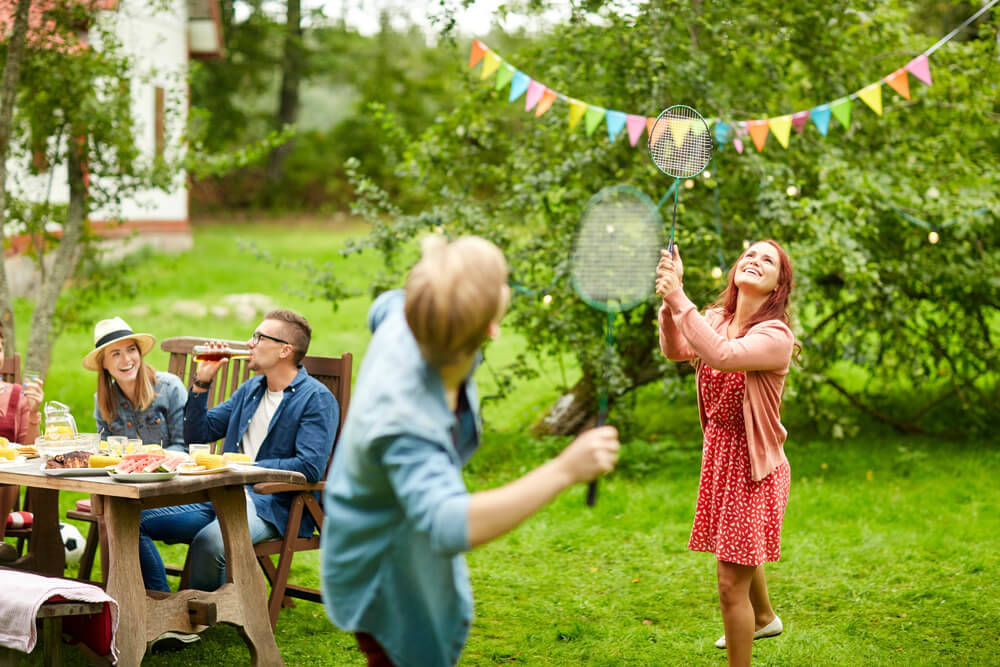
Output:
[20, 488, 64, 576]
[209, 487, 284, 666]
[103, 497, 146, 666]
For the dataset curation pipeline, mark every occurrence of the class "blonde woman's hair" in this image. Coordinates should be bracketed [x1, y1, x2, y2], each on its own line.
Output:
[405, 235, 509, 367]
[96, 347, 158, 422]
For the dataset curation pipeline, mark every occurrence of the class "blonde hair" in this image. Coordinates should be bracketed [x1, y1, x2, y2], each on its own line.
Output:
[96, 346, 158, 422]
[405, 235, 509, 367]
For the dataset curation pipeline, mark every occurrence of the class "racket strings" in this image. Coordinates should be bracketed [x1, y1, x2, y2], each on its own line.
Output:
[649, 106, 713, 179]
[571, 192, 662, 307]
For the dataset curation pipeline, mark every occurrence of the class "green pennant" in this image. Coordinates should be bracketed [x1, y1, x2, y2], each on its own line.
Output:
[494, 65, 514, 92]
[584, 106, 605, 136]
[830, 97, 852, 130]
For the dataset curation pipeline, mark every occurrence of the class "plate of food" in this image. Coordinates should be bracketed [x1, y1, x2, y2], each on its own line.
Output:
[107, 451, 185, 483]
[177, 462, 234, 475]
[41, 450, 109, 476]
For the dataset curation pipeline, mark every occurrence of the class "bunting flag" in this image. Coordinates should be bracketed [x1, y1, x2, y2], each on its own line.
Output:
[858, 83, 883, 116]
[830, 97, 852, 130]
[606, 110, 627, 142]
[769, 115, 793, 149]
[625, 114, 646, 147]
[463, 0, 984, 156]
[747, 120, 769, 152]
[568, 100, 587, 130]
[583, 106, 605, 136]
[884, 67, 911, 100]
[535, 89, 557, 116]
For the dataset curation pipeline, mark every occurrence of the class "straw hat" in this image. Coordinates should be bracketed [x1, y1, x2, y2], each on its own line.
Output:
[82, 317, 156, 371]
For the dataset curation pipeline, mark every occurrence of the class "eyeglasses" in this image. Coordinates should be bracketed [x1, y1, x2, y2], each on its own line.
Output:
[251, 331, 289, 346]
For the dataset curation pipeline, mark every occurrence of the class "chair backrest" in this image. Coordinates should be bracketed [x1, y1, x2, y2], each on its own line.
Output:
[160, 337, 352, 462]
[0, 354, 21, 385]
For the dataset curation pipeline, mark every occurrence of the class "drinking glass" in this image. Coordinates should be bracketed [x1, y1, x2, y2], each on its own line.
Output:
[127, 438, 142, 454]
[107, 436, 127, 457]
[188, 443, 211, 462]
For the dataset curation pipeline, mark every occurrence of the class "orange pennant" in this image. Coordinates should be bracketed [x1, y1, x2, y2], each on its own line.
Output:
[747, 120, 769, 152]
[469, 40, 487, 68]
[884, 68, 911, 100]
[535, 89, 557, 116]
[649, 118, 669, 148]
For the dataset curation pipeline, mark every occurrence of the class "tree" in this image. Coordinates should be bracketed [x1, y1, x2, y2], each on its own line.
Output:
[345, 0, 1000, 437]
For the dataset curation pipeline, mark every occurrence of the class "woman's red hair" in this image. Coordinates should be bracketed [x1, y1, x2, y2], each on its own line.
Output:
[709, 240, 795, 337]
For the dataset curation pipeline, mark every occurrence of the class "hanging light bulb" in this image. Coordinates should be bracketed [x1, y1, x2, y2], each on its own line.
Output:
[711, 266, 723, 279]
[786, 185, 799, 197]
[684, 179, 695, 190]
[542, 293, 553, 306]
[743, 239, 751, 250]
[703, 170, 712, 179]
[606, 224, 615, 235]
[928, 230, 940, 244]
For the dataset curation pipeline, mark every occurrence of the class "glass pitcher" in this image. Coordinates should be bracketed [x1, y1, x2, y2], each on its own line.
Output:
[43, 401, 78, 441]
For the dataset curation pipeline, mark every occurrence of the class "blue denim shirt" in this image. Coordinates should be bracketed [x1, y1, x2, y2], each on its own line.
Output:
[94, 371, 187, 451]
[322, 290, 482, 667]
[184, 365, 339, 538]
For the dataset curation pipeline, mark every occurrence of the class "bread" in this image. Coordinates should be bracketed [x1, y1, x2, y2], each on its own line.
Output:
[44, 451, 92, 469]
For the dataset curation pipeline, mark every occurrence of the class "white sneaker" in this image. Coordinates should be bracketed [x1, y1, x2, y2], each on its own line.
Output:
[150, 631, 200, 651]
[715, 615, 782, 649]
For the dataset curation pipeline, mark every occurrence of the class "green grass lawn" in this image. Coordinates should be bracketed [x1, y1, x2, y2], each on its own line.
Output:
[8, 220, 999, 665]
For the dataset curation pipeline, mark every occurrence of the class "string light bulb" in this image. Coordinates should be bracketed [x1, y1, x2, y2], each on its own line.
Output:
[786, 185, 799, 197]
[743, 239, 751, 250]
[542, 293, 553, 306]
[684, 179, 695, 190]
[711, 266, 723, 279]
[606, 224, 615, 235]
[703, 170, 712, 179]
[928, 230, 939, 244]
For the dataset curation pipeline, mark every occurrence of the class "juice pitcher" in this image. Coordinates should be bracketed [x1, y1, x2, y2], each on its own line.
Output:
[44, 401, 78, 440]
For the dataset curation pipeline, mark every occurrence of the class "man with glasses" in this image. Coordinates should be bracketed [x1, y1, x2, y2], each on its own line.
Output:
[137, 309, 339, 614]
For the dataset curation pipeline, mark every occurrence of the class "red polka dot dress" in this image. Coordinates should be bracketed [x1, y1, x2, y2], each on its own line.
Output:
[688, 364, 790, 566]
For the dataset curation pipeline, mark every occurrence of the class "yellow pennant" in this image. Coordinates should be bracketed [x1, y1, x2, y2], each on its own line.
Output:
[568, 100, 587, 130]
[858, 82, 883, 116]
[668, 118, 690, 148]
[480, 51, 502, 80]
[768, 115, 792, 149]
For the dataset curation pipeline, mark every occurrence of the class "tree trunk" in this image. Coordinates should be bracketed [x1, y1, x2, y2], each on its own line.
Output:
[265, 0, 302, 184]
[24, 141, 87, 376]
[0, 0, 34, 349]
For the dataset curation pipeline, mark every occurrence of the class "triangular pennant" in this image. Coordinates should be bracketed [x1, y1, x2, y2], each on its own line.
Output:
[646, 117, 656, 140]
[469, 40, 487, 68]
[606, 110, 627, 142]
[884, 67, 911, 100]
[480, 51, 501, 80]
[524, 80, 545, 112]
[734, 137, 744, 154]
[508, 72, 530, 102]
[568, 100, 587, 130]
[690, 121, 708, 137]
[810, 104, 831, 136]
[535, 89, 557, 117]
[791, 110, 809, 133]
[857, 82, 883, 116]
[625, 114, 646, 147]
[649, 117, 669, 148]
[584, 106, 605, 136]
[906, 53, 932, 86]
[494, 64, 514, 92]
[830, 97, 851, 130]
[668, 118, 690, 148]
[768, 115, 792, 149]
[747, 120, 769, 152]
[713, 122, 731, 145]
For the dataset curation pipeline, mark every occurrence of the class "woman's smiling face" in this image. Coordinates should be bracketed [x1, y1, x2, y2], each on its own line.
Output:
[734, 242, 780, 295]
[101, 338, 143, 385]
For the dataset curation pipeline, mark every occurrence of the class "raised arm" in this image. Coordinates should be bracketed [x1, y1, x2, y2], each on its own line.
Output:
[658, 302, 696, 361]
[663, 289, 793, 372]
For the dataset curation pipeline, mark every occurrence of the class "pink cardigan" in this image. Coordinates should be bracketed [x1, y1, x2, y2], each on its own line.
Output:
[658, 289, 794, 481]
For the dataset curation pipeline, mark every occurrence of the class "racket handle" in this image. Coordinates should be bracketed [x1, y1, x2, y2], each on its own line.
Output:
[587, 407, 607, 507]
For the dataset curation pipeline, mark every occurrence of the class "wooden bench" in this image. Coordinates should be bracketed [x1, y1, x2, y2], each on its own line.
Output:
[0, 598, 111, 666]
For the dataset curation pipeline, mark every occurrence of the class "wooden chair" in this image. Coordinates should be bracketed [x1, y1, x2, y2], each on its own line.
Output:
[0, 354, 33, 556]
[69, 337, 353, 630]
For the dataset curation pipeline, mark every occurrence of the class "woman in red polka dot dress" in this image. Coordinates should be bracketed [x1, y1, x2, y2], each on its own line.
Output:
[656, 240, 797, 666]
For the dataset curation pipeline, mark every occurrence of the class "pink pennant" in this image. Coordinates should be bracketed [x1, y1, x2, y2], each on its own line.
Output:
[734, 138, 744, 154]
[906, 54, 932, 86]
[625, 114, 646, 147]
[524, 81, 545, 112]
[791, 111, 809, 133]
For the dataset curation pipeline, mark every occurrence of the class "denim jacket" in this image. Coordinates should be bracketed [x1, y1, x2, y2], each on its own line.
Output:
[322, 290, 482, 667]
[184, 365, 339, 538]
[94, 371, 187, 451]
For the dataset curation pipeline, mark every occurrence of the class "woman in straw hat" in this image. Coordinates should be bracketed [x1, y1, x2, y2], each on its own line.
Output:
[0, 327, 44, 562]
[82, 317, 187, 451]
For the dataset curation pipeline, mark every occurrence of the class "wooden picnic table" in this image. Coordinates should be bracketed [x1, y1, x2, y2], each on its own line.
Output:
[0, 459, 305, 665]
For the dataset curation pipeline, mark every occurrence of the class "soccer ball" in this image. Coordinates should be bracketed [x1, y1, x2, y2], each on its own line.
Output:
[59, 522, 86, 567]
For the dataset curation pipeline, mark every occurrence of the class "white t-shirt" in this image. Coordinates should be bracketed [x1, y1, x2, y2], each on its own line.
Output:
[241, 388, 284, 460]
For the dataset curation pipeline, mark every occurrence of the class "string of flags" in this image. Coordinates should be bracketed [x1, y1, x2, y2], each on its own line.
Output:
[466, 0, 997, 155]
